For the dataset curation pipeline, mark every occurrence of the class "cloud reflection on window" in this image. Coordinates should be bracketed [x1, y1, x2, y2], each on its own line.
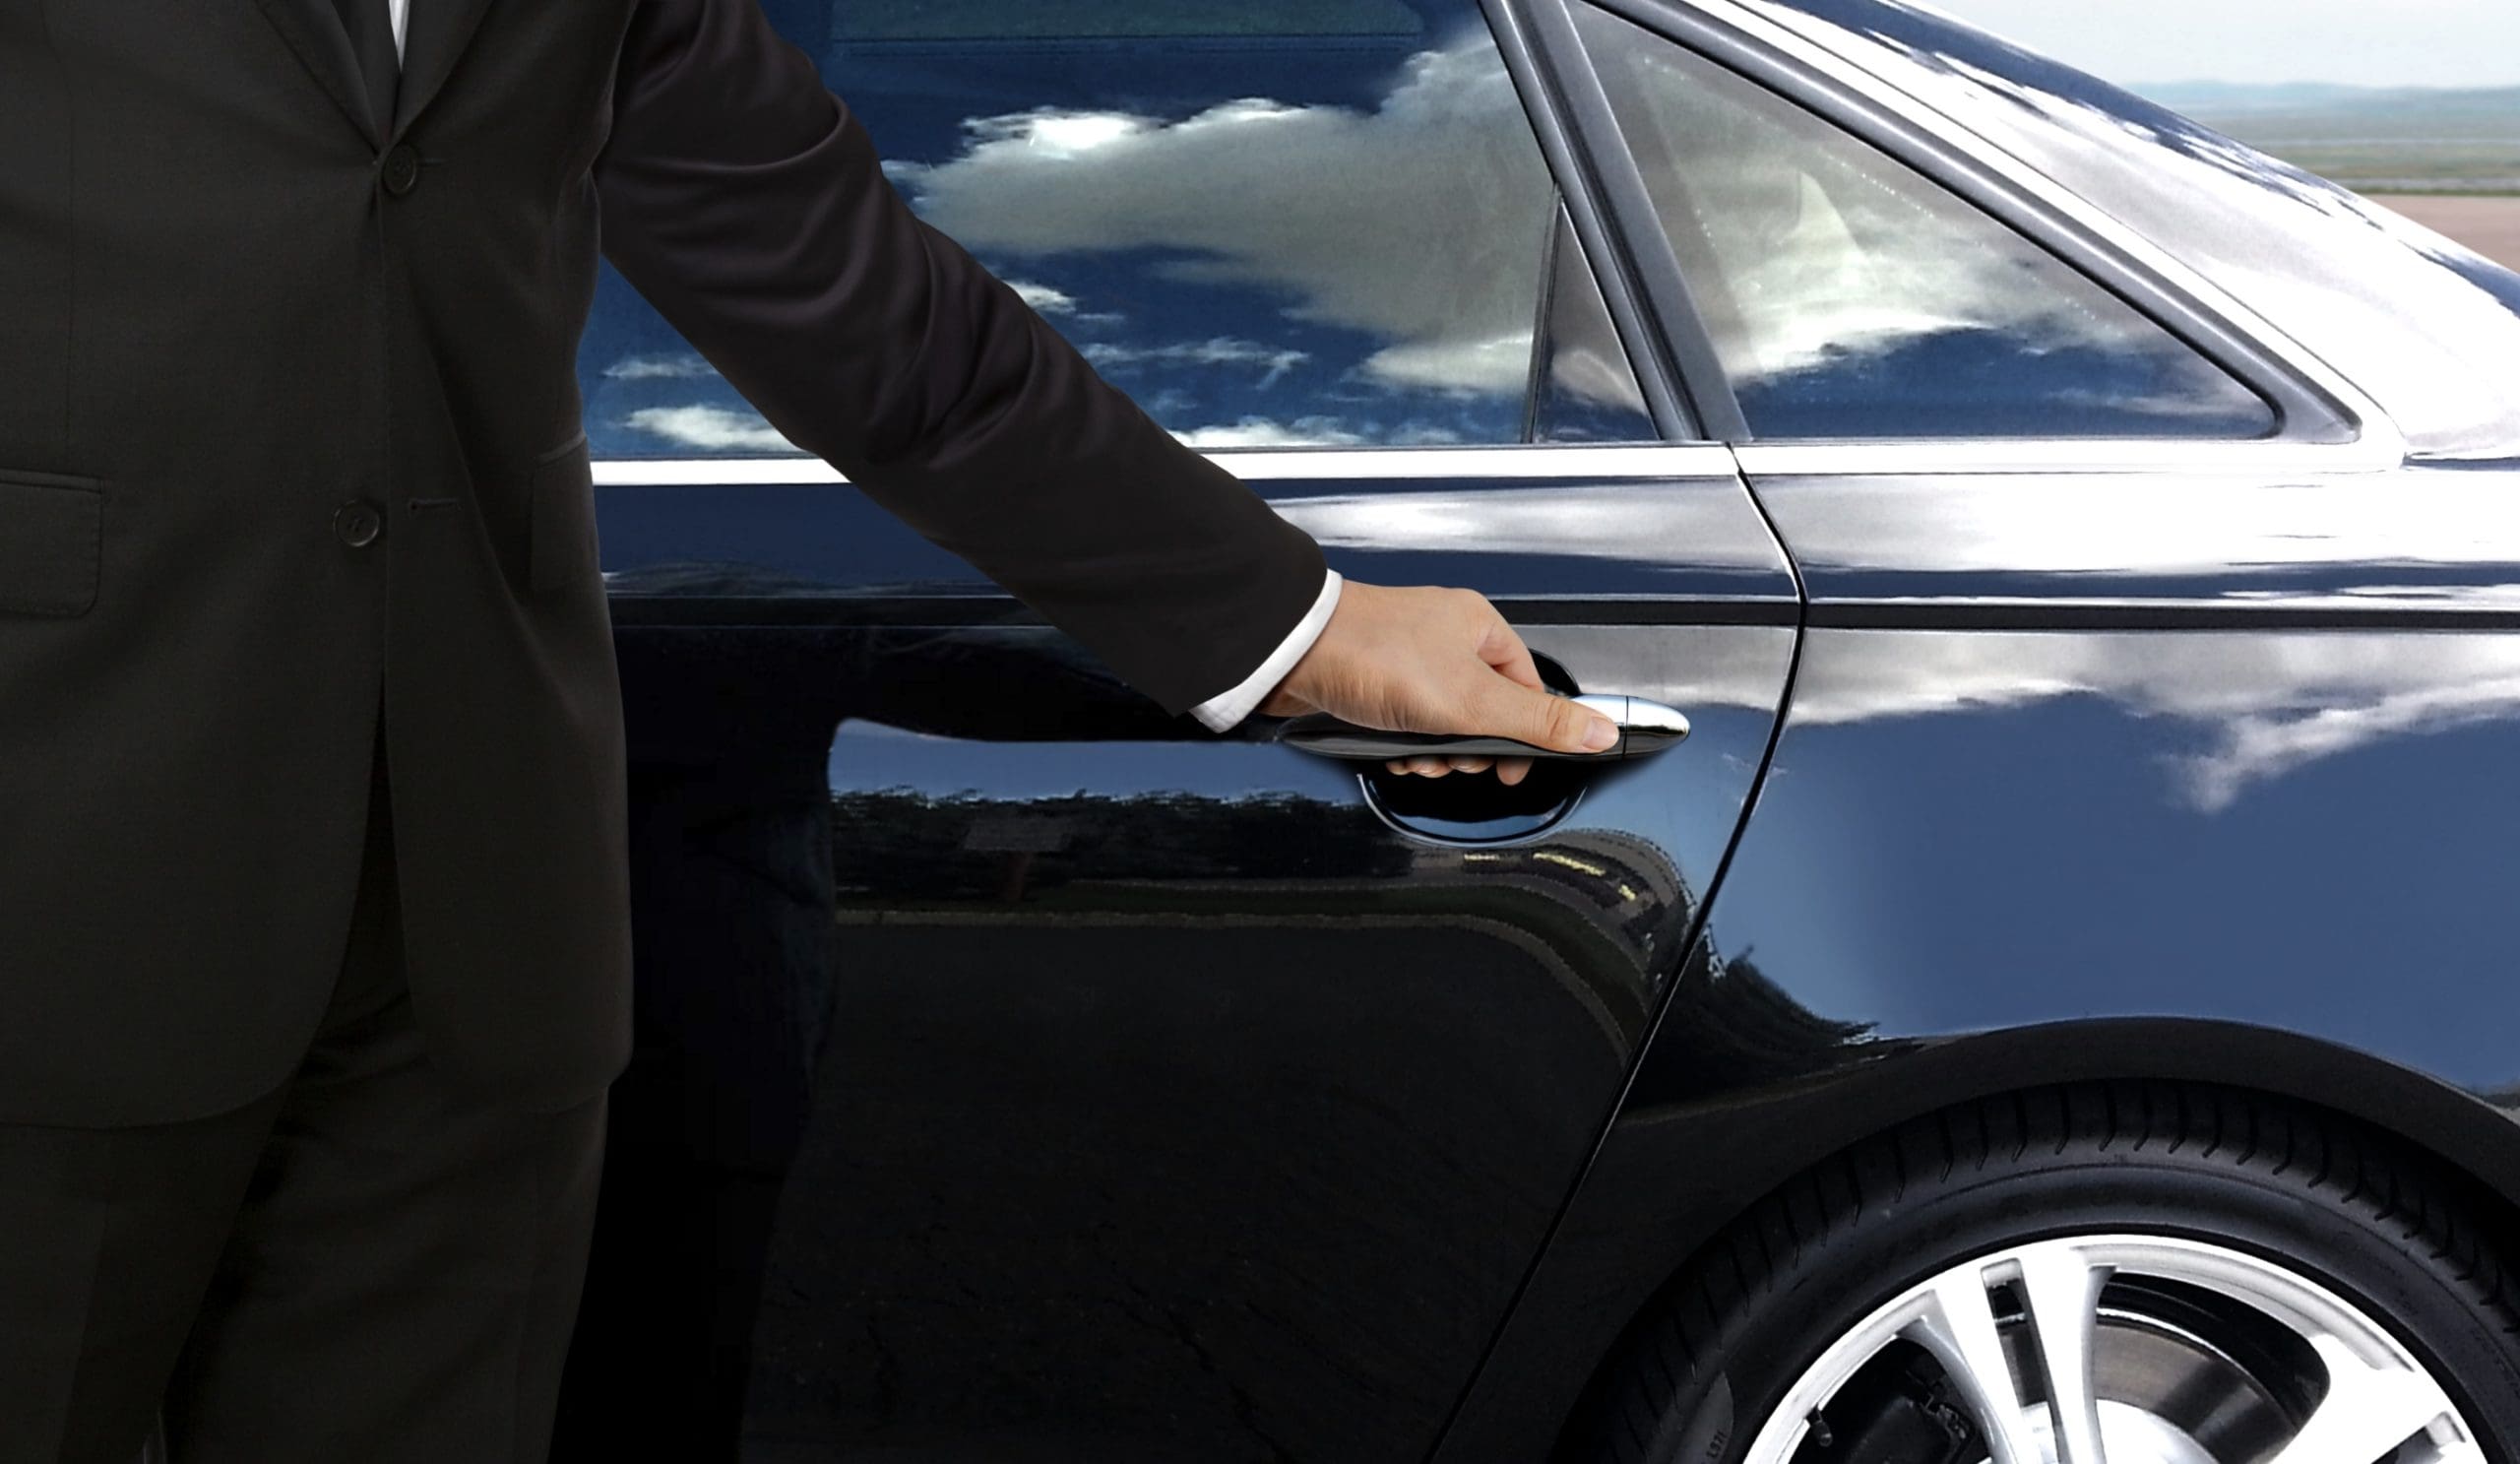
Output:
[581, 10, 1576, 456]
[1577, 4, 2274, 440]
[626, 405, 797, 454]
[1736, 0, 2520, 454]
[887, 33, 1554, 444]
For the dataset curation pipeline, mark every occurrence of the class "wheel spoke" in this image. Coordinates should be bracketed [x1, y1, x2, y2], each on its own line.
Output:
[1751, 1235, 2487, 1464]
[2264, 1334, 2458, 1464]
[2018, 1243, 2111, 1464]
[1904, 1268, 2046, 1464]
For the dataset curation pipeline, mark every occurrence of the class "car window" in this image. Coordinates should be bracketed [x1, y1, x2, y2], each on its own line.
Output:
[1534, 203, 1660, 443]
[1571, 4, 2277, 440]
[581, 0, 1651, 457]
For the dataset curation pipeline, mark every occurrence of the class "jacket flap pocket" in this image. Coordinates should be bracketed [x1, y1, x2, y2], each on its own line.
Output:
[0, 472, 102, 617]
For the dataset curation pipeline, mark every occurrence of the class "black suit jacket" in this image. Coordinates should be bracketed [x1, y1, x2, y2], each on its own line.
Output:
[0, 0, 1326, 1125]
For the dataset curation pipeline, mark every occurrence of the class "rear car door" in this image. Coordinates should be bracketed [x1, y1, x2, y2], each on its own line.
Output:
[1430, 5, 2504, 1454]
[557, 3, 1799, 1458]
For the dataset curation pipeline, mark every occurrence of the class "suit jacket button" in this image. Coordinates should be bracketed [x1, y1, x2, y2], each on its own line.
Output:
[381, 144, 421, 196]
[335, 500, 383, 548]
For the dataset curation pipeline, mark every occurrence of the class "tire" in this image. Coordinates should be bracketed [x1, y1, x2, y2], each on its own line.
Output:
[1579, 1082, 2520, 1464]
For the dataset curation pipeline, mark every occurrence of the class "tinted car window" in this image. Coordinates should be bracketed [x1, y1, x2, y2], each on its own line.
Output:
[1534, 203, 1659, 443]
[1573, 4, 2276, 440]
[1745, 0, 2520, 454]
[582, 0, 1617, 457]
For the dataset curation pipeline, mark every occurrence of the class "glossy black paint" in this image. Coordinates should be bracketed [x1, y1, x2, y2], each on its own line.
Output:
[1436, 461, 2520, 1460]
[552, 0, 2520, 1457]
[555, 462, 1797, 1460]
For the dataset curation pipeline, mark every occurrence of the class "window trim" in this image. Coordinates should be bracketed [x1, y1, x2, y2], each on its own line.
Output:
[1491, 0, 1735, 440]
[1527, 0, 2403, 467]
[589, 441, 1743, 486]
[1519, 194, 1564, 444]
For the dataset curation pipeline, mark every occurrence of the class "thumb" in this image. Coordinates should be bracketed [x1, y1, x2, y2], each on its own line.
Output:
[1464, 674, 1619, 754]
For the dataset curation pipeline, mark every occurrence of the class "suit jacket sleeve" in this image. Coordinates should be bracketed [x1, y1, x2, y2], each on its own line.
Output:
[592, 0, 1330, 717]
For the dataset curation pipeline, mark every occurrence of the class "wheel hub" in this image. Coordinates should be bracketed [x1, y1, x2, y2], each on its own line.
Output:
[1751, 1235, 2486, 1464]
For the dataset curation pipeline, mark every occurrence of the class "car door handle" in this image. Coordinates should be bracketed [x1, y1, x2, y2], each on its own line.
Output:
[1275, 693, 1689, 763]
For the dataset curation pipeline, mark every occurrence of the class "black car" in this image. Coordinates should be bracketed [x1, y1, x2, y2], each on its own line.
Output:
[550, 0, 2520, 1459]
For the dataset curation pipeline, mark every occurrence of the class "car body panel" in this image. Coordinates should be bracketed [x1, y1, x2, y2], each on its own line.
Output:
[1424, 5, 2520, 1452]
[566, 0, 2520, 1456]
[1436, 457, 2520, 1459]
[577, 448, 1798, 1458]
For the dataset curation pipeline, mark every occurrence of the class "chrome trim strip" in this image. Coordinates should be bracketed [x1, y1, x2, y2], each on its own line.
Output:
[591, 442, 1744, 487]
[1504, 0, 1745, 438]
[593, 458, 848, 486]
[1731, 439, 2399, 477]
[1484, 0, 1706, 438]
[1805, 597, 2520, 629]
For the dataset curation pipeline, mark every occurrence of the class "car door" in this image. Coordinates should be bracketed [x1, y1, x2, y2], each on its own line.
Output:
[550, 2, 1800, 1460]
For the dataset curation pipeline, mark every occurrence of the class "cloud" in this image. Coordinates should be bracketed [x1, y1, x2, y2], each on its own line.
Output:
[623, 405, 797, 453]
[1270, 481, 1779, 572]
[1005, 280, 1078, 314]
[1172, 415, 1368, 448]
[1083, 337, 1309, 388]
[1171, 414, 1472, 447]
[2173, 667, 2520, 811]
[890, 27, 1550, 402]
[604, 353, 719, 381]
[1760, 474, 2520, 582]
[1359, 334, 1536, 396]
[1785, 629, 2520, 811]
[1594, 55, 2227, 395]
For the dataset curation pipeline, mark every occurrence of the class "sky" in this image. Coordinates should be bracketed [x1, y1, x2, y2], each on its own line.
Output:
[1921, 0, 2520, 90]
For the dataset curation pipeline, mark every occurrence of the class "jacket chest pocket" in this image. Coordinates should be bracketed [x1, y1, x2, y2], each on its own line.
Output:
[527, 434, 598, 595]
[0, 471, 103, 617]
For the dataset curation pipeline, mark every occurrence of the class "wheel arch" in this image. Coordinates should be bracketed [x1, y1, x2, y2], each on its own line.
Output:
[1741, 1016, 2520, 1212]
[1436, 1016, 2520, 1463]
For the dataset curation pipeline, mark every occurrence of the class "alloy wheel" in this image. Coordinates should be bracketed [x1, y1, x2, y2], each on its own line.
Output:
[1744, 1234, 2486, 1464]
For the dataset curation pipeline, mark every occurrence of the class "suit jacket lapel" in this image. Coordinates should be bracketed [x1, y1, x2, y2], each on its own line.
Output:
[393, 0, 500, 140]
[249, 0, 383, 148]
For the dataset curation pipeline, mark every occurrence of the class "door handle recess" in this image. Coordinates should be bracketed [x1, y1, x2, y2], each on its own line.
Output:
[1275, 693, 1689, 763]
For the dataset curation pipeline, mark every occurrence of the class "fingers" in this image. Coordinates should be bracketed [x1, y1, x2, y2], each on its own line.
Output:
[1384, 755, 1496, 778]
[1380, 754, 1532, 785]
[1469, 596, 1546, 691]
[1293, 581, 1615, 780]
[1461, 669, 1617, 756]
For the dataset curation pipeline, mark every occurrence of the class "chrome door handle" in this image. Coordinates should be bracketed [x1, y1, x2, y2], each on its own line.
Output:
[1275, 693, 1689, 763]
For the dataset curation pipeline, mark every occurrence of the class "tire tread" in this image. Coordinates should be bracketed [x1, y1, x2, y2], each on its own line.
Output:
[1586, 1082, 2520, 1464]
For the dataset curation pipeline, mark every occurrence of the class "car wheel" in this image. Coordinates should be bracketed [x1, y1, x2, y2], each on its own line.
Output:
[1582, 1083, 2520, 1464]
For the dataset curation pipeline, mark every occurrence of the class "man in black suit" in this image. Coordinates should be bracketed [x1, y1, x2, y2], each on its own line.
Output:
[0, 1, 1621, 1458]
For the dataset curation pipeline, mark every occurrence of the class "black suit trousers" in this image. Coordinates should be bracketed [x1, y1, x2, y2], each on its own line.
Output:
[0, 735, 606, 1464]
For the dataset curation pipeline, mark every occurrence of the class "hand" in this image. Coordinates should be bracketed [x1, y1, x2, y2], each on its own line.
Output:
[1259, 580, 1618, 786]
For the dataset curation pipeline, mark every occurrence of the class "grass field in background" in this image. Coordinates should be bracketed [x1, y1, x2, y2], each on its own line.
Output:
[2165, 84, 2520, 196]
[2151, 84, 2520, 268]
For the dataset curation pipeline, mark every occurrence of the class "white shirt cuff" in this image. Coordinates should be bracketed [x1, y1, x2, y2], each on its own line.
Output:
[1188, 569, 1342, 732]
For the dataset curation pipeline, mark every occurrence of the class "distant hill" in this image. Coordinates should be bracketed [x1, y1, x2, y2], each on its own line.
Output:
[2145, 81, 2520, 114]
[2135, 83, 2520, 193]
